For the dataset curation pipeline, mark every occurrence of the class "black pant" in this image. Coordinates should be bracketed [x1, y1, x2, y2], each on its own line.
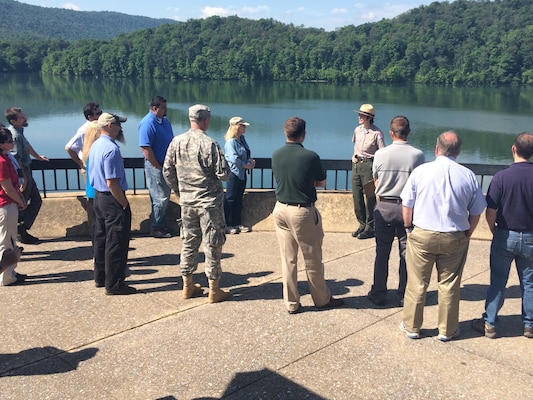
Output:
[19, 167, 42, 230]
[93, 192, 131, 290]
[370, 201, 407, 297]
[224, 172, 246, 226]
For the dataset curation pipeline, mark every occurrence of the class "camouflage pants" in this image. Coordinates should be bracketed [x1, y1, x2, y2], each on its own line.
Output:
[180, 205, 226, 280]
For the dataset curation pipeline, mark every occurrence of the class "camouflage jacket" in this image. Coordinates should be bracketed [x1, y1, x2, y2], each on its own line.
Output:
[163, 128, 230, 207]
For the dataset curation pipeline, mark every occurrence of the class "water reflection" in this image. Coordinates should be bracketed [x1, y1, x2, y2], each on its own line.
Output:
[0, 74, 530, 164]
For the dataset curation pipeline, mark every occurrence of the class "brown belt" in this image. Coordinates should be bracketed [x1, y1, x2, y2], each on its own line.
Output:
[379, 197, 402, 204]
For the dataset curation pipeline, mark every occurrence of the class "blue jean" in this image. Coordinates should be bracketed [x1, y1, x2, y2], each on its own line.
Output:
[484, 229, 533, 328]
[144, 160, 171, 230]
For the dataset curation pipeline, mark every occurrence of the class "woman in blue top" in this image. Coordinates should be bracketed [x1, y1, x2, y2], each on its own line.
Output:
[81, 121, 100, 242]
[224, 117, 255, 234]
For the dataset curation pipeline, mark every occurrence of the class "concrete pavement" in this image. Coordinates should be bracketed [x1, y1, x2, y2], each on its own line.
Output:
[1, 232, 531, 399]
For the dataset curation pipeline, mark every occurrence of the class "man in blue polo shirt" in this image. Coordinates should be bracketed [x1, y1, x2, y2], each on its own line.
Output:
[138, 96, 174, 238]
[89, 112, 136, 295]
[472, 132, 533, 339]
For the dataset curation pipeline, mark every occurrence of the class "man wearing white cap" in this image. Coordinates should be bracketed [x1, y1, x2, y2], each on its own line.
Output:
[88, 112, 136, 295]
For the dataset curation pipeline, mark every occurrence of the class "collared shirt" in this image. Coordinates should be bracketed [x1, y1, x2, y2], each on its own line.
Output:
[352, 123, 385, 158]
[88, 135, 128, 192]
[65, 120, 91, 159]
[272, 142, 326, 204]
[162, 128, 230, 208]
[401, 156, 486, 232]
[486, 162, 533, 232]
[138, 112, 174, 163]
[224, 135, 251, 180]
[373, 141, 425, 198]
[8, 125, 31, 167]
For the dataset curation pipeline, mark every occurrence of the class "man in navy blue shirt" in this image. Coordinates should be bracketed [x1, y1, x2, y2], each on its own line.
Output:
[472, 132, 533, 339]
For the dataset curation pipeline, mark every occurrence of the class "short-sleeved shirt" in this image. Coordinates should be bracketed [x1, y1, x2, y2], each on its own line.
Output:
[0, 153, 21, 207]
[352, 123, 385, 158]
[8, 125, 31, 168]
[401, 156, 486, 232]
[373, 141, 425, 198]
[163, 128, 230, 208]
[65, 120, 90, 159]
[272, 142, 326, 204]
[138, 112, 174, 163]
[486, 162, 533, 232]
[88, 135, 128, 193]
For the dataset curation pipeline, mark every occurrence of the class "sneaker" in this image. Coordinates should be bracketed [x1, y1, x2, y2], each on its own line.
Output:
[237, 225, 252, 233]
[438, 327, 461, 342]
[225, 226, 239, 234]
[151, 228, 171, 238]
[367, 291, 386, 306]
[524, 326, 533, 339]
[471, 318, 497, 339]
[288, 303, 301, 315]
[105, 285, 138, 295]
[399, 321, 420, 339]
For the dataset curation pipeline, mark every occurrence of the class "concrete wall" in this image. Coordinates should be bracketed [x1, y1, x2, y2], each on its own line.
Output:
[32, 190, 492, 241]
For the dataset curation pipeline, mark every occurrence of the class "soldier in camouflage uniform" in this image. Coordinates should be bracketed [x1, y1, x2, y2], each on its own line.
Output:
[163, 104, 232, 303]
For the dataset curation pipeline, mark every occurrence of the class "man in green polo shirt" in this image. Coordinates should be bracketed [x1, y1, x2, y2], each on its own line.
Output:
[272, 116, 344, 314]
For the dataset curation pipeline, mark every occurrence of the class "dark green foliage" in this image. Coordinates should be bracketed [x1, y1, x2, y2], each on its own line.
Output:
[2, 0, 532, 85]
[0, 0, 178, 41]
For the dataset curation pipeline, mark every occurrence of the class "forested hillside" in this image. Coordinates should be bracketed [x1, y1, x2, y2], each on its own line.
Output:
[0, 0, 177, 40]
[3, 0, 533, 85]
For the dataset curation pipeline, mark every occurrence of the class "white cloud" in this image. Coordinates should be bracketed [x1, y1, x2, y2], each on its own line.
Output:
[242, 5, 269, 15]
[361, 12, 377, 21]
[62, 3, 80, 11]
[202, 7, 231, 18]
[331, 8, 348, 15]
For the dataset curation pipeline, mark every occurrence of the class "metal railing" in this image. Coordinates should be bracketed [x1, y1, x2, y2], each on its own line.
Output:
[30, 158, 506, 197]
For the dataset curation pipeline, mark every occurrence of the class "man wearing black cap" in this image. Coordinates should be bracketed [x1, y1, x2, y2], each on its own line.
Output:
[88, 112, 136, 295]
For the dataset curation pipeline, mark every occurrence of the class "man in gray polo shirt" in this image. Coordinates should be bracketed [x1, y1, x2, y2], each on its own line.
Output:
[367, 116, 425, 306]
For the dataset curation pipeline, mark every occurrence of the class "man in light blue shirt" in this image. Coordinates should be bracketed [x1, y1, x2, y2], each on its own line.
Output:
[399, 131, 486, 341]
[89, 113, 136, 296]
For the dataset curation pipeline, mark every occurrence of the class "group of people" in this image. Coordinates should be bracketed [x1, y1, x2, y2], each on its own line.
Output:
[1, 100, 531, 341]
[350, 104, 532, 340]
[0, 107, 48, 287]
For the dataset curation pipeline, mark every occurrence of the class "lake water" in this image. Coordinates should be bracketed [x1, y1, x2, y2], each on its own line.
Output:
[1, 74, 532, 165]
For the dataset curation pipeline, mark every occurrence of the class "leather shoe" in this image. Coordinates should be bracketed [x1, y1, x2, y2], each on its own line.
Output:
[4, 276, 25, 286]
[351, 227, 364, 237]
[105, 285, 138, 295]
[151, 229, 172, 238]
[288, 303, 301, 314]
[357, 230, 375, 240]
[18, 230, 40, 244]
[317, 296, 345, 309]
[95, 281, 105, 288]
[15, 272, 28, 279]
[367, 291, 386, 306]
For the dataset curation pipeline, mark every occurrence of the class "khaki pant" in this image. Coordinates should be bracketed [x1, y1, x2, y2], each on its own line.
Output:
[272, 202, 331, 310]
[402, 227, 470, 337]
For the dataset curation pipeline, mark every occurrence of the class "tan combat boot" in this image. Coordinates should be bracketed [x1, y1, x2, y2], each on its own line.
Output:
[208, 279, 231, 303]
[182, 275, 203, 299]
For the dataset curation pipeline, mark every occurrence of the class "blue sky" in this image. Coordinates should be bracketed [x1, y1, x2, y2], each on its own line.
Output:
[18, 1, 440, 31]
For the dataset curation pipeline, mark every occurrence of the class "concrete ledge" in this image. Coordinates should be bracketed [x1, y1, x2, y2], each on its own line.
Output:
[32, 190, 493, 241]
